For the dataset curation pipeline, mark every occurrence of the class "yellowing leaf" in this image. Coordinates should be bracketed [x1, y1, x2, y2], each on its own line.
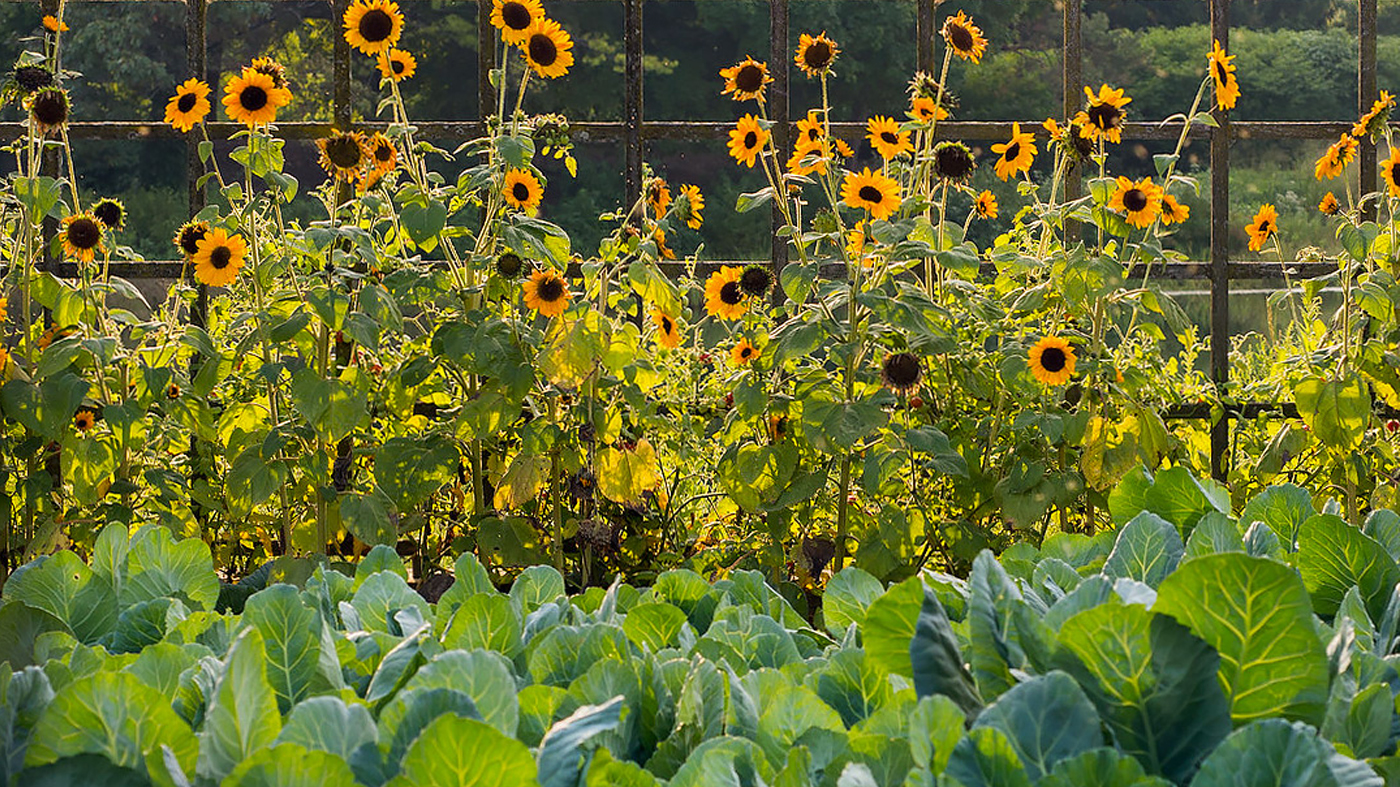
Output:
[596, 439, 661, 505]
[493, 454, 551, 510]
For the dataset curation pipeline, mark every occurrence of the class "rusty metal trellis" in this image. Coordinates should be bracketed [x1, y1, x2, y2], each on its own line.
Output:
[0, 0, 1385, 483]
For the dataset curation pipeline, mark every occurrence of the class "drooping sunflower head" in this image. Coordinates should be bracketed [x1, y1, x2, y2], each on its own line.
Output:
[92, 198, 125, 231]
[731, 338, 758, 367]
[502, 168, 544, 211]
[317, 130, 370, 180]
[1245, 204, 1278, 252]
[841, 167, 902, 221]
[495, 251, 525, 278]
[991, 122, 1037, 181]
[222, 68, 292, 127]
[677, 184, 704, 230]
[377, 49, 417, 82]
[61, 213, 104, 263]
[491, 0, 544, 45]
[866, 115, 912, 160]
[73, 407, 98, 433]
[1207, 40, 1239, 112]
[250, 57, 290, 90]
[13, 65, 54, 95]
[795, 32, 839, 78]
[739, 264, 773, 298]
[174, 220, 210, 258]
[522, 269, 571, 317]
[941, 11, 987, 63]
[366, 132, 398, 173]
[521, 18, 575, 79]
[164, 78, 211, 133]
[1159, 194, 1190, 226]
[932, 141, 976, 182]
[720, 56, 771, 103]
[1076, 84, 1131, 144]
[343, 0, 404, 56]
[1029, 336, 1076, 386]
[1314, 134, 1358, 181]
[881, 352, 922, 392]
[27, 86, 68, 135]
[1107, 175, 1163, 229]
[727, 113, 770, 168]
[652, 228, 676, 260]
[193, 227, 248, 288]
[42, 15, 67, 33]
[646, 177, 672, 217]
[974, 190, 998, 219]
[1354, 91, 1396, 140]
[704, 266, 747, 321]
[651, 310, 681, 349]
[1318, 192, 1341, 216]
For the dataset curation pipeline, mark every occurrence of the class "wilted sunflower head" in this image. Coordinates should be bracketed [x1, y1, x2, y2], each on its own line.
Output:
[530, 112, 571, 150]
[795, 32, 838, 78]
[174, 220, 210, 257]
[13, 65, 54, 95]
[881, 352, 922, 391]
[250, 57, 289, 90]
[92, 198, 125, 231]
[932, 141, 975, 182]
[739, 264, 772, 298]
[317, 131, 369, 180]
[495, 251, 525, 278]
[28, 86, 68, 133]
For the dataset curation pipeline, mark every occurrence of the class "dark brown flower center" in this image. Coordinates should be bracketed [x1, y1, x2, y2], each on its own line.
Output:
[14, 66, 53, 92]
[1087, 103, 1121, 130]
[743, 131, 757, 149]
[735, 64, 765, 93]
[803, 41, 832, 70]
[1040, 347, 1066, 372]
[501, 1, 532, 30]
[858, 185, 883, 203]
[946, 23, 975, 52]
[93, 201, 122, 229]
[1213, 59, 1228, 85]
[210, 245, 232, 269]
[1123, 188, 1148, 212]
[1258, 220, 1272, 235]
[528, 34, 558, 66]
[180, 225, 207, 255]
[537, 275, 564, 301]
[326, 136, 363, 169]
[934, 145, 974, 179]
[67, 217, 100, 249]
[880, 131, 898, 145]
[496, 252, 523, 276]
[512, 181, 531, 202]
[740, 267, 770, 296]
[239, 85, 268, 112]
[883, 353, 921, 388]
[660, 315, 673, 333]
[805, 128, 820, 142]
[1003, 141, 1020, 161]
[375, 141, 393, 162]
[177, 92, 198, 112]
[719, 281, 742, 305]
[740, 346, 753, 358]
[31, 90, 67, 127]
[359, 9, 394, 42]
[391, 57, 406, 74]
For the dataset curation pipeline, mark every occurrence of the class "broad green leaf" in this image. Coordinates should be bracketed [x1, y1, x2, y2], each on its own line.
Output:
[242, 585, 325, 713]
[1103, 512, 1185, 589]
[863, 577, 923, 679]
[1037, 748, 1174, 787]
[944, 727, 1032, 787]
[289, 370, 366, 444]
[385, 715, 536, 787]
[379, 688, 481, 768]
[1297, 514, 1400, 621]
[1140, 466, 1229, 534]
[339, 493, 397, 548]
[1294, 376, 1369, 451]
[1182, 514, 1245, 561]
[753, 681, 844, 767]
[1153, 554, 1328, 725]
[122, 528, 220, 612]
[4, 551, 117, 644]
[528, 625, 630, 687]
[123, 642, 200, 699]
[350, 571, 429, 635]
[596, 440, 662, 506]
[442, 594, 521, 657]
[822, 567, 884, 636]
[511, 566, 566, 613]
[971, 671, 1101, 781]
[0, 602, 66, 669]
[1238, 484, 1314, 551]
[275, 696, 377, 762]
[223, 742, 357, 787]
[14, 753, 152, 787]
[538, 698, 624, 787]
[436, 553, 496, 615]
[403, 650, 518, 738]
[669, 737, 774, 787]
[910, 584, 982, 717]
[1362, 509, 1400, 562]
[585, 748, 660, 787]
[1191, 719, 1382, 787]
[814, 649, 894, 727]
[907, 694, 965, 774]
[25, 671, 198, 787]
[622, 602, 687, 652]
[1054, 606, 1229, 783]
[354, 545, 408, 588]
[197, 628, 281, 782]
[966, 551, 1021, 698]
[373, 436, 459, 512]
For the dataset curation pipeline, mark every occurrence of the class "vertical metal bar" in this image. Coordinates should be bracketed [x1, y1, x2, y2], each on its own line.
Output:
[916, 0, 935, 75]
[186, 0, 208, 328]
[1209, 0, 1231, 482]
[624, 0, 643, 210]
[1360, 0, 1378, 220]
[478, 0, 495, 120]
[768, 0, 789, 294]
[1062, 0, 1082, 218]
[332, 0, 352, 131]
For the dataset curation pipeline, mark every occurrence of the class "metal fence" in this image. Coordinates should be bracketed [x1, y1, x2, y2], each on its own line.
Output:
[6, 0, 1385, 482]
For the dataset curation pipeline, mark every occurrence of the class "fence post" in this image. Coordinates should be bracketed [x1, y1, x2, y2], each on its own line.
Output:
[769, 0, 789, 299]
[624, 0, 643, 211]
[1062, 0, 1082, 222]
[1360, 0, 1378, 219]
[1209, 0, 1231, 482]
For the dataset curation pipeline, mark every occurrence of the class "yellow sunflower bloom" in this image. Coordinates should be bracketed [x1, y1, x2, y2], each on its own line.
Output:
[795, 32, 838, 78]
[1382, 149, 1400, 198]
[490, 0, 544, 45]
[841, 168, 902, 221]
[61, 213, 104, 263]
[1318, 192, 1341, 215]
[720, 56, 771, 103]
[377, 49, 417, 82]
[652, 310, 682, 349]
[795, 110, 826, 150]
[1160, 194, 1190, 225]
[991, 122, 1036, 181]
[1354, 91, 1397, 140]
[42, 15, 67, 32]
[193, 228, 247, 287]
[727, 114, 770, 168]
[1107, 176, 1164, 229]
[523, 269, 570, 317]
[646, 177, 671, 217]
[223, 68, 292, 127]
[1245, 204, 1278, 252]
[704, 266, 747, 321]
[787, 141, 832, 177]
[1208, 40, 1240, 112]
[73, 408, 97, 433]
[164, 79, 211, 133]
[1075, 84, 1131, 144]
[317, 131, 370, 181]
[343, 0, 404, 56]
[678, 184, 704, 229]
[974, 190, 998, 219]
[1314, 134, 1357, 181]
[367, 132, 398, 173]
[1028, 336, 1076, 386]
[731, 338, 758, 367]
[521, 18, 574, 79]
[908, 96, 948, 124]
[866, 116, 912, 160]
[941, 11, 987, 63]
[174, 220, 210, 258]
[503, 168, 544, 211]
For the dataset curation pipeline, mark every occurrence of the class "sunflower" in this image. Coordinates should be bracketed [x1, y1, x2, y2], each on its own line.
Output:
[974, 190, 998, 219]
[646, 177, 671, 217]
[1207, 40, 1239, 112]
[357, 167, 384, 194]
[1245, 204, 1278, 252]
[942, 12, 987, 63]
[343, 0, 404, 56]
[92, 198, 124, 231]
[1107, 176, 1164, 229]
[377, 49, 417, 82]
[490, 0, 544, 45]
[367, 132, 398, 173]
[502, 168, 544, 211]
[1028, 336, 1076, 386]
[166, 383, 181, 399]
[932, 141, 976, 182]
[42, 15, 67, 33]
[881, 352, 922, 392]
[0, 347, 8, 373]
[740, 265, 772, 298]
[193, 228, 247, 287]
[787, 142, 831, 177]
[250, 57, 290, 90]
[908, 96, 947, 124]
[0, 297, 6, 322]
[1045, 117, 1095, 165]
[833, 138, 854, 158]
[164, 79, 211, 132]
[988, 122, 1037, 182]
[678, 184, 704, 229]
[523, 269, 570, 317]
[521, 18, 574, 79]
[841, 167, 902, 221]
[866, 116, 912, 160]
[795, 32, 838, 78]
[37, 325, 78, 350]
[13, 65, 55, 95]
[222, 68, 292, 127]
[495, 251, 525, 278]
[1354, 91, 1396, 140]
[704, 266, 747, 320]
[727, 114, 770, 168]
[1159, 194, 1190, 225]
[61, 213, 104, 263]
[174, 220, 209, 258]
[1382, 149, 1400, 198]
[27, 87, 68, 135]
[1314, 134, 1357, 181]
[795, 110, 826, 150]
[731, 338, 758, 367]
[317, 130, 370, 181]
[720, 56, 770, 103]
[652, 310, 681, 349]
[73, 408, 97, 433]
[1318, 192, 1341, 215]
[652, 229, 676, 260]
[1075, 85, 1131, 144]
